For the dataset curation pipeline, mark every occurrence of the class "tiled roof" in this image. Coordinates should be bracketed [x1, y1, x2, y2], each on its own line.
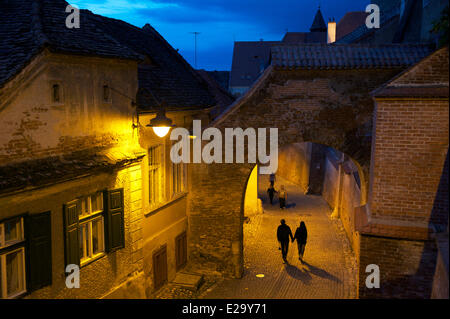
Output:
[336, 12, 368, 41]
[271, 44, 434, 69]
[336, 4, 402, 44]
[89, 18, 217, 110]
[229, 41, 280, 88]
[0, 147, 145, 195]
[372, 47, 449, 98]
[0, 0, 142, 88]
[0, 0, 218, 110]
[196, 70, 234, 107]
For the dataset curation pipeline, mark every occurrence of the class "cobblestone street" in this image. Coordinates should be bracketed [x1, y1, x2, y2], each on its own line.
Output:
[201, 175, 357, 299]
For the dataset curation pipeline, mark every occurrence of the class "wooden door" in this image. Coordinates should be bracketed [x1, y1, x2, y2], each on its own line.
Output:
[175, 232, 187, 271]
[153, 245, 167, 290]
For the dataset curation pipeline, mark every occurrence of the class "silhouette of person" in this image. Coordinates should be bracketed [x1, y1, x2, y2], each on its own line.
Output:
[293, 221, 308, 262]
[279, 185, 287, 209]
[277, 219, 293, 262]
[267, 184, 277, 205]
[270, 173, 276, 187]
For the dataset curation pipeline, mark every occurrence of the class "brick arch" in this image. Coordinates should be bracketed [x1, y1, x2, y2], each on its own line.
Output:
[188, 66, 406, 278]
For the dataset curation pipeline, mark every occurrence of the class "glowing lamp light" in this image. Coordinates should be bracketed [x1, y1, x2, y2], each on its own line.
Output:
[146, 107, 175, 138]
[152, 126, 171, 138]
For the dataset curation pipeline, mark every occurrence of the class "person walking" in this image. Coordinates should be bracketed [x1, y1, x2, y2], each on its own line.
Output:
[293, 221, 308, 262]
[270, 173, 276, 187]
[277, 219, 293, 262]
[267, 184, 277, 205]
[279, 185, 287, 209]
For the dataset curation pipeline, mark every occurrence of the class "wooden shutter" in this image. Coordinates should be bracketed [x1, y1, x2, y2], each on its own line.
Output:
[26, 212, 52, 291]
[175, 232, 187, 271]
[63, 201, 80, 267]
[153, 245, 168, 290]
[105, 189, 125, 252]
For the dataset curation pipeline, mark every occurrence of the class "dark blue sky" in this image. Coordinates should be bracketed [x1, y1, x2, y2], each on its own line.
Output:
[71, 0, 369, 70]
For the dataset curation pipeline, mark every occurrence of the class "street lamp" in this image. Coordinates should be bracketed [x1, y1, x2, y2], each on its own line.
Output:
[109, 86, 175, 138]
[146, 102, 175, 138]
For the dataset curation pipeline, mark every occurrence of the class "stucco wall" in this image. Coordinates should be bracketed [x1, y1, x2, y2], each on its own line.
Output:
[0, 52, 139, 165]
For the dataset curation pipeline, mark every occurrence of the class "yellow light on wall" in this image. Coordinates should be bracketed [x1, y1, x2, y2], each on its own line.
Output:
[146, 106, 175, 138]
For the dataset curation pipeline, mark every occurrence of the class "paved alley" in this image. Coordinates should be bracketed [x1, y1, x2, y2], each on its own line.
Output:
[201, 175, 357, 299]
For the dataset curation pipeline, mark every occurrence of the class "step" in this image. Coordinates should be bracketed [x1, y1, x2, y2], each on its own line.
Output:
[170, 272, 204, 292]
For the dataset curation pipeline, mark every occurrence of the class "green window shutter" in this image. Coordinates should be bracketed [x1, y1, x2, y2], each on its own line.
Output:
[26, 212, 52, 292]
[63, 201, 80, 267]
[105, 189, 125, 252]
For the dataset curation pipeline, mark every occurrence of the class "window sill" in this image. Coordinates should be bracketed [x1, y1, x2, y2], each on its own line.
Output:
[145, 192, 188, 217]
[80, 252, 106, 268]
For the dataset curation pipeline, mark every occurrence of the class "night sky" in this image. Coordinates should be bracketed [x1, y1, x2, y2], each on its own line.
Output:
[70, 0, 370, 70]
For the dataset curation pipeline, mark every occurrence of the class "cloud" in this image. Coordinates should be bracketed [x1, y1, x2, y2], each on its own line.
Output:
[69, 0, 370, 70]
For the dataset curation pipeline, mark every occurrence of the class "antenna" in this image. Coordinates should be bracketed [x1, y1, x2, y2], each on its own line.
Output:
[190, 32, 200, 68]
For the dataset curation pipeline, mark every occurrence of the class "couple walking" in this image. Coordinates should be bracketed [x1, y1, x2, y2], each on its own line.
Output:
[277, 219, 307, 263]
[267, 173, 287, 209]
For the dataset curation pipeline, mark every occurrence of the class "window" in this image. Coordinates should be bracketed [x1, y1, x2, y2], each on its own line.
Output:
[52, 84, 60, 103]
[149, 145, 164, 206]
[64, 189, 124, 268]
[172, 161, 186, 197]
[0, 217, 26, 299]
[78, 192, 105, 265]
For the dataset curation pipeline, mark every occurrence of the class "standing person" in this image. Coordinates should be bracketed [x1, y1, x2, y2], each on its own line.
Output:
[270, 173, 276, 187]
[293, 221, 308, 262]
[277, 219, 293, 262]
[267, 184, 277, 205]
[279, 185, 287, 209]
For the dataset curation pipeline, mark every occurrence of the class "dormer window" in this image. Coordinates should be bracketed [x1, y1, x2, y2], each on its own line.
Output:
[103, 85, 110, 102]
[52, 84, 60, 103]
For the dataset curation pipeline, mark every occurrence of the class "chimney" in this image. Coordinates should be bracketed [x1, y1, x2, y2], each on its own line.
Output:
[327, 18, 336, 44]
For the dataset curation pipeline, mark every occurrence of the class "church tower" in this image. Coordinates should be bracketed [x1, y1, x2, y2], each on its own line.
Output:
[310, 6, 327, 32]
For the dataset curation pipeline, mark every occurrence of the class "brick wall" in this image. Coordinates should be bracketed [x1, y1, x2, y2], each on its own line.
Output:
[359, 234, 437, 298]
[359, 47, 449, 298]
[370, 99, 448, 223]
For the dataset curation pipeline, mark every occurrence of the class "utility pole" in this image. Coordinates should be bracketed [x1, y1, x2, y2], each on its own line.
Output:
[190, 32, 200, 68]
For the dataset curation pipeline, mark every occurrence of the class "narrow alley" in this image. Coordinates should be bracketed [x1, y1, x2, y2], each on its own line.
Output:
[202, 175, 357, 299]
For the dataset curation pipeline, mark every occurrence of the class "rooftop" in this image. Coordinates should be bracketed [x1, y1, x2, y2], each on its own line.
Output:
[270, 43, 434, 69]
[0, 0, 220, 111]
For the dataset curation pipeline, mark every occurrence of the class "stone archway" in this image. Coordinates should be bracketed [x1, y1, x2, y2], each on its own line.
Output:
[187, 65, 404, 278]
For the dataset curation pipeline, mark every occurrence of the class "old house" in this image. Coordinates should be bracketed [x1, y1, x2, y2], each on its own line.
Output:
[0, 0, 228, 299]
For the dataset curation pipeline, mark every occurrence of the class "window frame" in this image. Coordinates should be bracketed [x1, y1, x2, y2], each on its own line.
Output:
[171, 161, 187, 198]
[148, 144, 165, 207]
[0, 216, 27, 299]
[76, 192, 106, 267]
